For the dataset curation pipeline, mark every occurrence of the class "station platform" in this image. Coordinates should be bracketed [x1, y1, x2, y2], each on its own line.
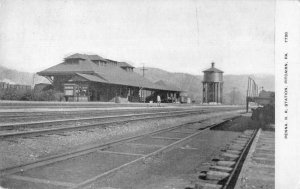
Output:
[234, 128, 275, 189]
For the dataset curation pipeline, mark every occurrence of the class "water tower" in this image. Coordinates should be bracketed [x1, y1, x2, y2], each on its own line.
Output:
[202, 62, 224, 104]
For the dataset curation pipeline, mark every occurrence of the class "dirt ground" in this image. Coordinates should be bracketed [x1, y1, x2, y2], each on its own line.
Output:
[211, 113, 261, 132]
[85, 130, 241, 189]
[83, 115, 259, 189]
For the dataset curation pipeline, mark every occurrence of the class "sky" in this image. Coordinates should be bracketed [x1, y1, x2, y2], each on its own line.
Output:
[0, 0, 275, 75]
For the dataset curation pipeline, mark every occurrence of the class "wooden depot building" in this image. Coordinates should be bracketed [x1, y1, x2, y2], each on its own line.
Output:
[37, 53, 181, 102]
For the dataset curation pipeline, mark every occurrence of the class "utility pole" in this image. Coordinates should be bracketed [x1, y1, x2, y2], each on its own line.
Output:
[246, 77, 251, 112]
[140, 64, 148, 77]
[140, 64, 147, 103]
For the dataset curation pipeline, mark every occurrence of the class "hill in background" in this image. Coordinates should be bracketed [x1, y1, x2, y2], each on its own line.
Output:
[134, 67, 274, 104]
[0, 65, 48, 86]
[0, 65, 274, 104]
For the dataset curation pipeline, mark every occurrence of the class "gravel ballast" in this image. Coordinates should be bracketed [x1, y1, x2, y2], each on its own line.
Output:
[0, 110, 242, 170]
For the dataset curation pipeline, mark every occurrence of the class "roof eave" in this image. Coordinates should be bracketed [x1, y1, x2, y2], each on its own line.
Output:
[203, 70, 224, 73]
[37, 71, 94, 76]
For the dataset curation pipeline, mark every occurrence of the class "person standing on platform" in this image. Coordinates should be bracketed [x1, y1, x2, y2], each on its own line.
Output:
[157, 95, 161, 107]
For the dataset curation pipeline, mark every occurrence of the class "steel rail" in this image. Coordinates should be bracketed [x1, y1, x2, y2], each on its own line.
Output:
[0, 110, 207, 139]
[69, 119, 232, 189]
[0, 107, 193, 118]
[0, 117, 215, 176]
[0, 106, 242, 118]
[1, 116, 237, 189]
[0, 109, 204, 130]
[222, 129, 259, 189]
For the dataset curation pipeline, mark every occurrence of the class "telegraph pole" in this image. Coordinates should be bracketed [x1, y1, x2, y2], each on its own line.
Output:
[140, 64, 147, 77]
[140, 64, 147, 103]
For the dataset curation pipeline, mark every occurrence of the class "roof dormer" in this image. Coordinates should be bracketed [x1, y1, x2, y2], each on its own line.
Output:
[64, 53, 86, 64]
[118, 62, 135, 72]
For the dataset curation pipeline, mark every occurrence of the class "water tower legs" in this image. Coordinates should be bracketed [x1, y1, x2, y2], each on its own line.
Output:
[202, 82, 223, 104]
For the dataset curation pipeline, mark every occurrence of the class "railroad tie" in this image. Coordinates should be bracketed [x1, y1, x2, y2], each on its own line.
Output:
[238, 135, 251, 139]
[210, 165, 233, 172]
[234, 138, 249, 142]
[194, 182, 223, 189]
[231, 141, 247, 146]
[223, 149, 241, 155]
[198, 170, 230, 181]
[220, 152, 239, 161]
[206, 171, 230, 180]
[216, 160, 236, 167]
[227, 136, 251, 150]
[187, 130, 256, 189]
[228, 144, 245, 151]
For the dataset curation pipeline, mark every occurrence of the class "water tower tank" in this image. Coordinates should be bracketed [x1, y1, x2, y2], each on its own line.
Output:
[202, 62, 224, 104]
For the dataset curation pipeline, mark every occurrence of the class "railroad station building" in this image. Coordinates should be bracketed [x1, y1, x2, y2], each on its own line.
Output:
[37, 53, 181, 102]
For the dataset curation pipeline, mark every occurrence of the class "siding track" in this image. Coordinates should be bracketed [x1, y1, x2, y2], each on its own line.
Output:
[0, 110, 205, 139]
[0, 107, 242, 139]
[0, 116, 238, 189]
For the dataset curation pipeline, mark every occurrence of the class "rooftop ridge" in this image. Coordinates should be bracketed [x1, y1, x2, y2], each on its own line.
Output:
[65, 53, 134, 68]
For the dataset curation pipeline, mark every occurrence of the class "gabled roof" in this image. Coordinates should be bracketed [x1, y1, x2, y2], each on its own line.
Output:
[38, 59, 98, 74]
[65, 53, 106, 61]
[87, 55, 106, 61]
[93, 65, 160, 89]
[65, 53, 87, 60]
[71, 73, 108, 83]
[155, 80, 181, 91]
[38, 53, 180, 92]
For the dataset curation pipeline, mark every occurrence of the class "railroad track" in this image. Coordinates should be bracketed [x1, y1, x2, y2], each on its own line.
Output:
[0, 109, 209, 139]
[0, 103, 157, 110]
[0, 115, 244, 189]
[0, 106, 242, 123]
[194, 129, 258, 189]
[0, 107, 191, 120]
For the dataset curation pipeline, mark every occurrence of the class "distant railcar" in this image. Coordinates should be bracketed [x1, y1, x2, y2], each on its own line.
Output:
[251, 90, 275, 125]
[0, 82, 31, 92]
